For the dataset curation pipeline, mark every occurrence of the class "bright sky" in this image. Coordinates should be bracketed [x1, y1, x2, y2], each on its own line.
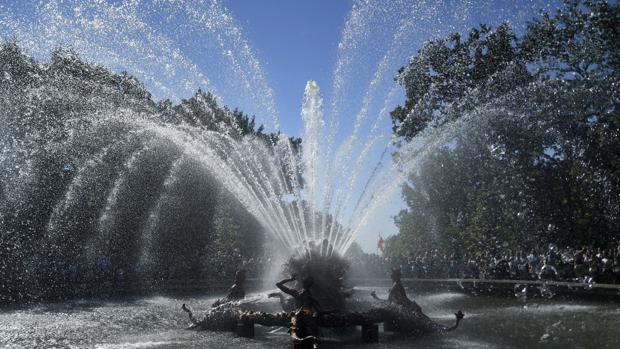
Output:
[223, 0, 352, 136]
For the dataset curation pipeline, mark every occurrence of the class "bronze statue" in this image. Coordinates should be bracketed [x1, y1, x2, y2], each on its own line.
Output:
[371, 267, 422, 313]
[267, 291, 296, 312]
[181, 259, 464, 347]
[276, 274, 321, 348]
[212, 269, 246, 307]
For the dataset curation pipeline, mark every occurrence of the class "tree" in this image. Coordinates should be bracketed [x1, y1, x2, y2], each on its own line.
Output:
[0, 42, 293, 303]
[389, 0, 619, 258]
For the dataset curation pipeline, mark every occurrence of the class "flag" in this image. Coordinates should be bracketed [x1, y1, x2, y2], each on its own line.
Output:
[377, 235, 385, 253]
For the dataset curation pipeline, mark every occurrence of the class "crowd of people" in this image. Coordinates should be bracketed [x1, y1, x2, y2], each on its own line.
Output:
[384, 245, 620, 284]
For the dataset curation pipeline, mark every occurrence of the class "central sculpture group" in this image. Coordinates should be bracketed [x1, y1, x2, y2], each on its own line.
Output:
[182, 253, 464, 348]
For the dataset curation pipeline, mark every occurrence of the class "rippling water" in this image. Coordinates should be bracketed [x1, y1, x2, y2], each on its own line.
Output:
[1, 289, 619, 349]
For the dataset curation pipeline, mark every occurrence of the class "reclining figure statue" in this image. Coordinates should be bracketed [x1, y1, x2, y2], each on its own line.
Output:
[211, 269, 246, 308]
[370, 267, 423, 312]
[181, 263, 464, 348]
[371, 267, 464, 333]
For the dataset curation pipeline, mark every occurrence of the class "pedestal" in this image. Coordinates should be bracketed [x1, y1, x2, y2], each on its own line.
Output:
[361, 323, 379, 342]
[293, 340, 316, 349]
[235, 321, 255, 338]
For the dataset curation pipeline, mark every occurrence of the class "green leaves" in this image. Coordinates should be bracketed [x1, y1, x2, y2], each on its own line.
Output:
[389, 0, 619, 258]
[391, 22, 521, 141]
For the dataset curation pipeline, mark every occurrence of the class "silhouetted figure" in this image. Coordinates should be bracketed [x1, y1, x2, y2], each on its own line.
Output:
[212, 269, 246, 307]
[371, 268, 422, 313]
[539, 259, 558, 281]
[491, 259, 511, 279]
[276, 274, 321, 349]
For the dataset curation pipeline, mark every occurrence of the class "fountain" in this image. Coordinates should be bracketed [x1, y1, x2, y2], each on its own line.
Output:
[1, 0, 618, 348]
[0, 40, 465, 341]
[0, 0, 554, 268]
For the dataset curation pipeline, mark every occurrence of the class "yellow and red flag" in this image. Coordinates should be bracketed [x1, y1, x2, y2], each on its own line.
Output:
[377, 235, 385, 253]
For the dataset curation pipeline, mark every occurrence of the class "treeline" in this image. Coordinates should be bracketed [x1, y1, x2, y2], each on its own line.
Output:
[388, 0, 619, 259]
[0, 42, 297, 303]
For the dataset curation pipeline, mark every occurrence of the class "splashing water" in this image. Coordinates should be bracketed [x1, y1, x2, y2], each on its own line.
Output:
[0, 0, 560, 269]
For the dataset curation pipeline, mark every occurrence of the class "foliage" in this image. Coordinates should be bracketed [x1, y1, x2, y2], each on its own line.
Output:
[388, 0, 619, 259]
[0, 42, 291, 303]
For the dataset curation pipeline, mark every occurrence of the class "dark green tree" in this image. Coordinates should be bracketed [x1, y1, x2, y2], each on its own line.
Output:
[0, 42, 297, 303]
[389, 0, 619, 259]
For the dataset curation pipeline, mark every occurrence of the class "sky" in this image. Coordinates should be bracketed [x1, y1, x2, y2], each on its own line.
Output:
[223, 0, 353, 136]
